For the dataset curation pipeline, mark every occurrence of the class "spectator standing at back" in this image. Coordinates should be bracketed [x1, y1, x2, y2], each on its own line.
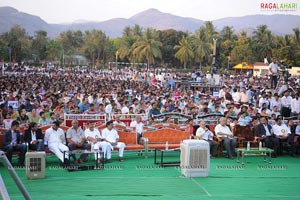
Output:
[269, 59, 279, 89]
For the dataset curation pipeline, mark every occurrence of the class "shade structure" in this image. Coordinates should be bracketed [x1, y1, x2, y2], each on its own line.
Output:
[232, 62, 253, 70]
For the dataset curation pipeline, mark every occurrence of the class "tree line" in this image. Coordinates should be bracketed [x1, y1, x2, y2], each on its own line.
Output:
[0, 22, 299, 70]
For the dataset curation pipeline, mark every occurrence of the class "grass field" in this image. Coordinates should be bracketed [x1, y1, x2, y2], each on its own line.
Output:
[1, 151, 299, 200]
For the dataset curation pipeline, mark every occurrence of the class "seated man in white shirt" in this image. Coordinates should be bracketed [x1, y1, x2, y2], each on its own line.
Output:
[214, 117, 237, 159]
[195, 121, 219, 158]
[272, 118, 290, 140]
[130, 116, 144, 144]
[66, 120, 89, 163]
[44, 121, 70, 166]
[272, 118, 291, 155]
[84, 121, 111, 163]
[101, 121, 126, 162]
[113, 115, 126, 126]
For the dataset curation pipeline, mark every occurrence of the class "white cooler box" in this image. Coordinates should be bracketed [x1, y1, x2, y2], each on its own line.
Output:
[25, 152, 46, 179]
[180, 139, 210, 177]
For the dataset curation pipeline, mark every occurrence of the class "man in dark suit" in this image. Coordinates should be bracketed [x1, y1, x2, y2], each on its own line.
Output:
[24, 122, 44, 151]
[3, 120, 27, 166]
[255, 117, 279, 157]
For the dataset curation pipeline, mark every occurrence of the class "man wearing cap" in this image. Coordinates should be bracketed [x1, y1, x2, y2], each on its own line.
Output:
[269, 59, 279, 89]
[44, 121, 70, 166]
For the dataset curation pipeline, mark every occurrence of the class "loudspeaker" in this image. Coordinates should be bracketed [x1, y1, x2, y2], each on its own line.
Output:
[180, 140, 210, 177]
[25, 152, 46, 179]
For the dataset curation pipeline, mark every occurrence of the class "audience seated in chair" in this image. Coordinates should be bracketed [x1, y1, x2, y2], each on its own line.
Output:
[44, 121, 70, 166]
[66, 120, 89, 164]
[24, 122, 44, 151]
[214, 117, 237, 159]
[3, 120, 27, 166]
[101, 121, 125, 162]
[255, 117, 279, 157]
[195, 121, 218, 158]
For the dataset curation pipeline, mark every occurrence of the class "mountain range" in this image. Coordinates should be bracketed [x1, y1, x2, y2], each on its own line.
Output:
[0, 6, 300, 38]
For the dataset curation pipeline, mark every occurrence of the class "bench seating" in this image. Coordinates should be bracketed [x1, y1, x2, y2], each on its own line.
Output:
[96, 126, 144, 151]
[143, 128, 189, 150]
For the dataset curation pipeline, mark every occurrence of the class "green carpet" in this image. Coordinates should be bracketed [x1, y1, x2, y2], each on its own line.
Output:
[1, 152, 300, 200]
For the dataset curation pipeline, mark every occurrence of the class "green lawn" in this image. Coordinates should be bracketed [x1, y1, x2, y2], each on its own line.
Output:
[1, 152, 299, 200]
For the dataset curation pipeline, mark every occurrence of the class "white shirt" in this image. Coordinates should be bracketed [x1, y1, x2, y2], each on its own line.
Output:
[101, 128, 119, 143]
[214, 124, 233, 138]
[270, 99, 282, 110]
[113, 121, 126, 126]
[232, 92, 241, 103]
[259, 97, 269, 108]
[295, 125, 300, 136]
[272, 123, 291, 136]
[130, 120, 144, 134]
[84, 128, 101, 140]
[3, 119, 13, 129]
[263, 124, 272, 136]
[291, 98, 300, 113]
[269, 62, 278, 75]
[66, 126, 85, 143]
[281, 96, 292, 108]
[121, 106, 129, 114]
[105, 104, 112, 114]
[44, 127, 66, 144]
[196, 127, 214, 140]
[31, 131, 37, 142]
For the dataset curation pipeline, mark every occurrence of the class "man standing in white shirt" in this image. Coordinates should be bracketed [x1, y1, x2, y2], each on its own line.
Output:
[270, 93, 282, 111]
[101, 121, 126, 162]
[281, 90, 292, 117]
[269, 59, 279, 89]
[84, 121, 111, 163]
[214, 117, 237, 159]
[291, 93, 300, 117]
[195, 121, 218, 158]
[130, 116, 144, 144]
[44, 121, 70, 166]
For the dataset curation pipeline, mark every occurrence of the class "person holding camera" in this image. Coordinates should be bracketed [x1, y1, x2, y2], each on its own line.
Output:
[269, 59, 279, 89]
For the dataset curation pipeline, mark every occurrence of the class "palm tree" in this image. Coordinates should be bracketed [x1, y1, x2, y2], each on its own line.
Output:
[116, 25, 143, 65]
[174, 36, 194, 69]
[132, 28, 162, 68]
[192, 27, 210, 69]
[252, 25, 274, 61]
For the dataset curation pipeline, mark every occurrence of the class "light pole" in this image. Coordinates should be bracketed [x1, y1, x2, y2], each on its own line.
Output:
[116, 51, 119, 69]
[227, 56, 230, 72]
[211, 38, 217, 74]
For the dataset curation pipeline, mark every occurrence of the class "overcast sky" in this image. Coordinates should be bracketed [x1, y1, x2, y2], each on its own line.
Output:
[0, 0, 299, 24]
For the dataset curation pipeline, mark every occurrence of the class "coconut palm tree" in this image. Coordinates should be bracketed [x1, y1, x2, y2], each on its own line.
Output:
[174, 36, 194, 69]
[132, 28, 162, 68]
[192, 27, 210, 69]
[252, 25, 274, 61]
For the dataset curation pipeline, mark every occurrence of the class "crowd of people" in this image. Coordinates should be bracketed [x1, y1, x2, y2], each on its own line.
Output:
[1, 63, 300, 166]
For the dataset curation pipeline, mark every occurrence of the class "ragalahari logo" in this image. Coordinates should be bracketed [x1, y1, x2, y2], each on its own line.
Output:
[260, 2, 299, 12]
